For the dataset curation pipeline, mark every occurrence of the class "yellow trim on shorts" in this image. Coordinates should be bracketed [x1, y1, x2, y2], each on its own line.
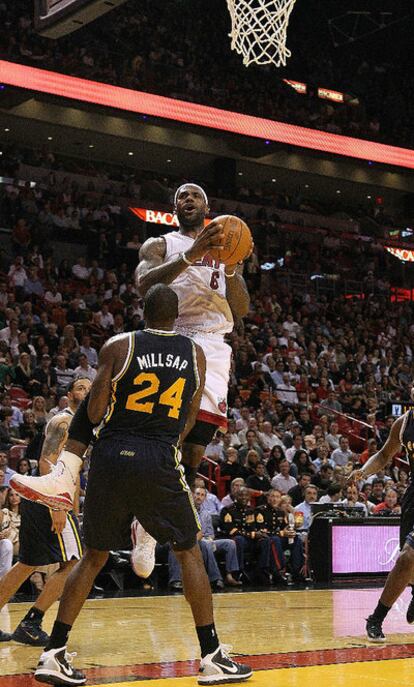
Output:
[67, 513, 83, 557]
[172, 445, 189, 492]
[49, 508, 67, 562]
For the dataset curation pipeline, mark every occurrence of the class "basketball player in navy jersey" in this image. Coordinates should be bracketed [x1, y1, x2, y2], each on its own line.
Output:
[0, 378, 90, 645]
[349, 401, 414, 642]
[30, 285, 252, 686]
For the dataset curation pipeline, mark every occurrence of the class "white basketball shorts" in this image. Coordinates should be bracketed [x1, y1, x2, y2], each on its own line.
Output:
[189, 333, 231, 430]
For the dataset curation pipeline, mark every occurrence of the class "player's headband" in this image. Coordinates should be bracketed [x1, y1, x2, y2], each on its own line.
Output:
[174, 184, 208, 208]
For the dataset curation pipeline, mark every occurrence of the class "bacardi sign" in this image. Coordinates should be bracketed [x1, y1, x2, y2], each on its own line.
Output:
[130, 207, 210, 227]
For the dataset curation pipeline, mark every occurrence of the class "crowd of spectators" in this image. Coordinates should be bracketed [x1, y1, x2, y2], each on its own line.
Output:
[1, 140, 414, 587]
[1, 1, 413, 148]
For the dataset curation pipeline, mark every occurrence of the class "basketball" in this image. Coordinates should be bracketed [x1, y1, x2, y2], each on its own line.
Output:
[208, 215, 253, 265]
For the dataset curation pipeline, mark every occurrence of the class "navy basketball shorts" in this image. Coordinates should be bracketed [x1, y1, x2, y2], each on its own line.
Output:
[19, 500, 82, 566]
[82, 435, 201, 551]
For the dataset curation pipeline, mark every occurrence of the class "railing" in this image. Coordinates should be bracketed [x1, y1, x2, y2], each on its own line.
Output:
[312, 404, 370, 452]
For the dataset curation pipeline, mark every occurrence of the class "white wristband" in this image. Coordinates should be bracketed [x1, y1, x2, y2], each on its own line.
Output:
[181, 252, 194, 266]
[225, 269, 237, 278]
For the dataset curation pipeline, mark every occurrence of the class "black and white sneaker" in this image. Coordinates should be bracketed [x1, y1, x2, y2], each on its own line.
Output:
[35, 647, 86, 686]
[198, 645, 252, 684]
[13, 619, 50, 646]
[366, 616, 386, 643]
[0, 629, 12, 642]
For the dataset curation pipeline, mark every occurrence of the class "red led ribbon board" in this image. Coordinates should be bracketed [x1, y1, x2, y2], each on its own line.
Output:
[1, 60, 414, 169]
[130, 208, 210, 227]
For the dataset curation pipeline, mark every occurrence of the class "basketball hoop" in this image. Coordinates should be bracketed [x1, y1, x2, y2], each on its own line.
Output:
[226, 0, 297, 67]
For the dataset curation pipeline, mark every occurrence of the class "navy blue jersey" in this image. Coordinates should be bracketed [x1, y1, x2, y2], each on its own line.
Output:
[98, 329, 200, 445]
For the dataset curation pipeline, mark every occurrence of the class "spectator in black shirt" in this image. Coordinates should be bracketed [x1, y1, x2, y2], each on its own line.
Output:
[246, 463, 271, 504]
[288, 473, 313, 507]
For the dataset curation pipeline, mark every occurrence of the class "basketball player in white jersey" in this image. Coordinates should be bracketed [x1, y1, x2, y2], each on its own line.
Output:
[131, 183, 251, 575]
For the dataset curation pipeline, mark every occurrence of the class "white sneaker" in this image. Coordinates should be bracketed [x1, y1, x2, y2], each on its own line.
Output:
[35, 646, 86, 685]
[10, 451, 81, 511]
[130, 519, 156, 578]
[198, 645, 252, 684]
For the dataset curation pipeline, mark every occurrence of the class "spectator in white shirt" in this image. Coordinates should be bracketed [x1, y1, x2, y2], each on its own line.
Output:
[270, 360, 285, 387]
[80, 334, 98, 368]
[96, 303, 114, 330]
[258, 421, 284, 450]
[8, 257, 27, 289]
[204, 435, 225, 463]
[283, 314, 300, 337]
[326, 421, 341, 451]
[221, 478, 246, 508]
[285, 434, 305, 463]
[271, 459, 298, 494]
[44, 283, 63, 305]
[276, 373, 299, 405]
[73, 354, 97, 382]
[72, 256, 91, 281]
[331, 436, 354, 467]
[341, 485, 368, 516]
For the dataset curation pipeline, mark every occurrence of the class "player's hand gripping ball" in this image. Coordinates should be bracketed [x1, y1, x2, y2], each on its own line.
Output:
[206, 215, 253, 265]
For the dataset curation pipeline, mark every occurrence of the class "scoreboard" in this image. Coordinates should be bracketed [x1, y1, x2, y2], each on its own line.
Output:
[389, 401, 414, 417]
[35, 0, 127, 38]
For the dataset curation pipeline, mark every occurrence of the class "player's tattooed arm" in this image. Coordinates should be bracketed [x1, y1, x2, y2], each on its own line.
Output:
[135, 237, 187, 296]
[348, 414, 404, 484]
[180, 343, 206, 444]
[225, 264, 250, 320]
[87, 337, 120, 425]
[39, 415, 71, 476]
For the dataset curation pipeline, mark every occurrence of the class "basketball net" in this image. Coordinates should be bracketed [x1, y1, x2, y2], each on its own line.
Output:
[226, 0, 297, 67]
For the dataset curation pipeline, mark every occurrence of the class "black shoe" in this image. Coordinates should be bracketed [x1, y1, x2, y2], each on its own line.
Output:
[169, 581, 183, 591]
[366, 615, 386, 643]
[198, 645, 252, 684]
[12, 619, 50, 647]
[407, 596, 414, 624]
[0, 629, 12, 642]
[212, 579, 224, 592]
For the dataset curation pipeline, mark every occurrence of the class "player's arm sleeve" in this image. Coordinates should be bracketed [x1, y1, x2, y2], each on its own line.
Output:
[87, 339, 117, 425]
[67, 393, 96, 446]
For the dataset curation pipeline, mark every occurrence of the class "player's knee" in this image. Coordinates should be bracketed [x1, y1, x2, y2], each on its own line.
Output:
[84, 547, 109, 568]
[183, 421, 217, 454]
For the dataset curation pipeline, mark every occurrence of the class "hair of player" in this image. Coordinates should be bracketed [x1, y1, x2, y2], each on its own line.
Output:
[144, 284, 179, 325]
[173, 183, 208, 209]
[65, 376, 91, 395]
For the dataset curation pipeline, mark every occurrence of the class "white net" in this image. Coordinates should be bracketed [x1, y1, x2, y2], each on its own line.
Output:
[226, 0, 297, 68]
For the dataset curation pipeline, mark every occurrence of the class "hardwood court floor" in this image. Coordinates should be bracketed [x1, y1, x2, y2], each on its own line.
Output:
[1, 587, 414, 686]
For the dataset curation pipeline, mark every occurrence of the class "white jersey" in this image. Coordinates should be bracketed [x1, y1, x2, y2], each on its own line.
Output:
[163, 230, 233, 337]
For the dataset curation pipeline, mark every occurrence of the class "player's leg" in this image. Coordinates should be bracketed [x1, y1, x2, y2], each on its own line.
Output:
[0, 561, 36, 642]
[366, 536, 414, 642]
[0, 539, 13, 579]
[135, 441, 252, 684]
[131, 421, 218, 578]
[399, 487, 414, 622]
[34, 437, 130, 686]
[10, 395, 94, 510]
[12, 560, 77, 647]
[174, 541, 252, 683]
[198, 539, 223, 588]
[35, 548, 108, 686]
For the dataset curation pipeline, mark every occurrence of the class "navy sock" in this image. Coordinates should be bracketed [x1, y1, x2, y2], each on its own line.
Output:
[46, 620, 72, 650]
[196, 623, 219, 658]
[371, 601, 391, 623]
